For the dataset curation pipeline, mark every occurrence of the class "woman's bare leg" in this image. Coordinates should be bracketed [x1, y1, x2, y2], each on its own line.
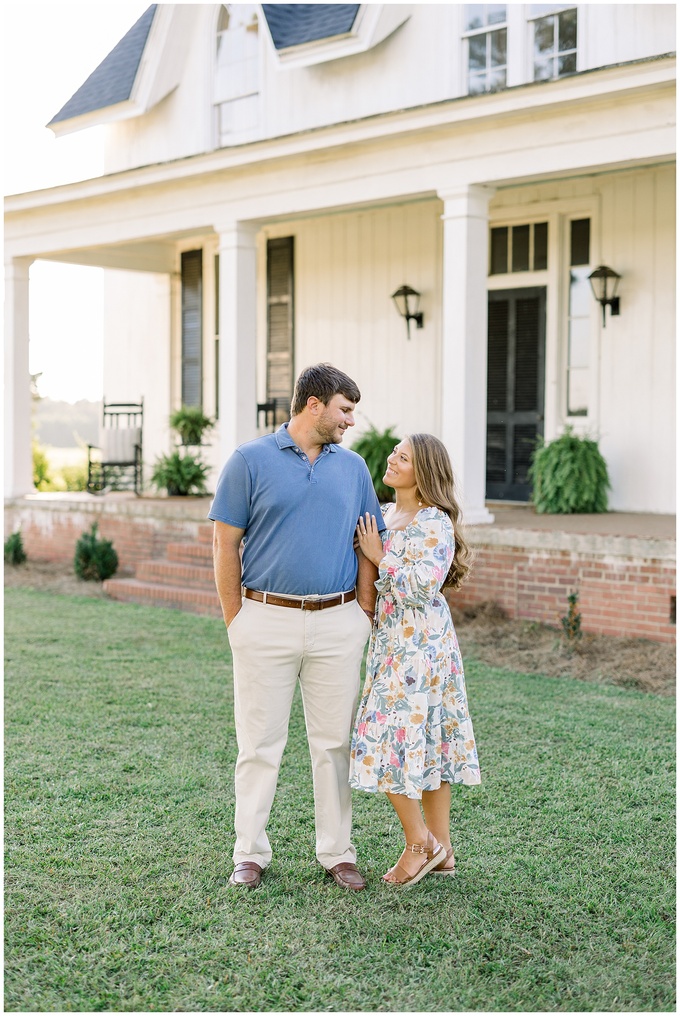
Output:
[421, 782, 455, 869]
[383, 793, 440, 881]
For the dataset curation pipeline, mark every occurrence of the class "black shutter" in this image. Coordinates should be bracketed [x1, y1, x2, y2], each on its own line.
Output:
[181, 250, 203, 408]
[266, 238, 294, 423]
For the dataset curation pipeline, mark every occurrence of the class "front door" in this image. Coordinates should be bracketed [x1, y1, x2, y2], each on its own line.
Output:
[486, 287, 546, 501]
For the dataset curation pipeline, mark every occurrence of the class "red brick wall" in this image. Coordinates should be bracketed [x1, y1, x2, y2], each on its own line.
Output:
[6, 501, 676, 644]
[4, 502, 207, 576]
[449, 544, 676, 644]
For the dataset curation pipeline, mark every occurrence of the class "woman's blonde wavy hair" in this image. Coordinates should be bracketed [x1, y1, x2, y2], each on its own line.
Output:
[407, 433, 472, 590]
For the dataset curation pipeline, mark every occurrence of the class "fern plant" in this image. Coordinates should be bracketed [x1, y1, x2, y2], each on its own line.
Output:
[528, 427, 610, 514]
[74, 523, 119, 581]
[351, 425, 401, 503]
[169, 407, 214, 446]
[151, 450, 210, 496]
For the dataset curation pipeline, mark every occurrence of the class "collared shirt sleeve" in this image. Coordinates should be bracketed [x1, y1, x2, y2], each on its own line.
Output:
[360, 464, 387, 533]
[207, 450, 251, 528]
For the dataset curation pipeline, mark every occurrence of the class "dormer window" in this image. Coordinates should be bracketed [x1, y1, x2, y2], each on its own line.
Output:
[530, 5, 578, 81]
[214, 4, 260, 146]
[463, 5, 508, 95]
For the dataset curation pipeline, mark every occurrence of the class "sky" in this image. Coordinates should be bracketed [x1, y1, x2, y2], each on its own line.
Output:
[3, 3, 150, 403]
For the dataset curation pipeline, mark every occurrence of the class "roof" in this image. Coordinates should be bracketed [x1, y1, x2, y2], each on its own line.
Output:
[261, 4, 360, 50]
[48, 5, 157, 126]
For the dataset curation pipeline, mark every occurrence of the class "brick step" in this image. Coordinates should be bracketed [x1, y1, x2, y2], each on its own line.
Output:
[198, 524, 213, 543]
[104, 577, 222, 617]
[166, 541, 213, 564]
[136, 559, 216, 590]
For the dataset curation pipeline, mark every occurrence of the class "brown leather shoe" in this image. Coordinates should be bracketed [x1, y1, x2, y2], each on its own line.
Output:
[229, 861, 263, 888]
[326, 862, 366, 891]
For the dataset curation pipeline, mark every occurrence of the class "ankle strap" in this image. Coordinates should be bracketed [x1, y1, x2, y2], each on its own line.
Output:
[405, 842, 428, 854]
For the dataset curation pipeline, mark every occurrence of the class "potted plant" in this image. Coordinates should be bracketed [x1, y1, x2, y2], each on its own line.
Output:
[528, 427, 611, 514]
[150, 450, 210, 496]
[351, 424, 401, 503]
[169, 406, 214, 446]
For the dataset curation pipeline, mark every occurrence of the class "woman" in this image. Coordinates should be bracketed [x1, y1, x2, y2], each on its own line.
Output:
[350, 433, 480, 887]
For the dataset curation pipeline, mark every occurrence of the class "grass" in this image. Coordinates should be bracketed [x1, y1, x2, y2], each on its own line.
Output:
[4, 587, 676, 1012]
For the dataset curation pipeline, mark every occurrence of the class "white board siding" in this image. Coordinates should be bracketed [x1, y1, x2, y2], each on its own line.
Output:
[265, 199, 443, 443]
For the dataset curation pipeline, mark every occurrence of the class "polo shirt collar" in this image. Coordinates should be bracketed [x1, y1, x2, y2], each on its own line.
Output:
[275, 422, 337, 453]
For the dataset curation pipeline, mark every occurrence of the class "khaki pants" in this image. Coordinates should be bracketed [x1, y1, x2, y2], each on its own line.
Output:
[226, 595, 372, 869]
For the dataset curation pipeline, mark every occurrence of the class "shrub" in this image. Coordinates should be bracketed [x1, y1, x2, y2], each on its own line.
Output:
[74, 523, 119, 581]
[4, 530, 27, 566]
[151, 451, 210, 496]
[352, 425, 401, 503]
[169, 407, 214, 446]
[528, 427, 610, 514]
[32, 441, 53, 490]
[560, 591, 583, 646]
[60, 462, 89, 492]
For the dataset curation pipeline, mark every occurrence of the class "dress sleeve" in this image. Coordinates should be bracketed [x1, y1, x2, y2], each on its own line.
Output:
[375, 513, 454, 607]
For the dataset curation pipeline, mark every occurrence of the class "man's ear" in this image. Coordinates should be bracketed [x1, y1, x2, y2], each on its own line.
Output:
[307, 396, 322, 416]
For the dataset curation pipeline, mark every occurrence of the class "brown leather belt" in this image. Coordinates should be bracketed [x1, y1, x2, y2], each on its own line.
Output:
[243, 588, 356, 611]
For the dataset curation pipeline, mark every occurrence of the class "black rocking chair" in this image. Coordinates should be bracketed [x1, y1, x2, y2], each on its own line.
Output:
[87, 400, 144, 495]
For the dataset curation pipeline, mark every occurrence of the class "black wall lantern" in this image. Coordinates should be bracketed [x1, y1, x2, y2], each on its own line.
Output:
[588, 265, 621, 327]
[391, 284, 424, 339]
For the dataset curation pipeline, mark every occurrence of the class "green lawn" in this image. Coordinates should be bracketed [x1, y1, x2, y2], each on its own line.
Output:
[5, 587, 675, 1012]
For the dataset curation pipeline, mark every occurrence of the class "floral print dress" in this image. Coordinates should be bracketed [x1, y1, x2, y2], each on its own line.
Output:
[349, 505, 480, 799]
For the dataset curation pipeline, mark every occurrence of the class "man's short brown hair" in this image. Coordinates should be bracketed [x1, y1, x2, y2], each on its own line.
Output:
[291, 363, 361, 416]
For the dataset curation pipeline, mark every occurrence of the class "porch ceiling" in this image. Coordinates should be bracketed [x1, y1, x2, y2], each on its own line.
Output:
[33, 229, 212, 274]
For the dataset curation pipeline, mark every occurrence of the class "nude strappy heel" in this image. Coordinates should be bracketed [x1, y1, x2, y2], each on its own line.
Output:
[382, 832, 444, 888]
[431, 845, 456, 876]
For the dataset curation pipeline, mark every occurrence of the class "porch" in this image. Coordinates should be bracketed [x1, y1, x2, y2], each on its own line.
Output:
[5, 493, 675, 644]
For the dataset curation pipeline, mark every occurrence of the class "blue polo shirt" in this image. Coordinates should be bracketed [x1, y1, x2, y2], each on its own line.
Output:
[208, 424, 385, 595]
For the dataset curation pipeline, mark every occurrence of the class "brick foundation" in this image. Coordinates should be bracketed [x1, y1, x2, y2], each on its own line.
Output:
[5, 496, 676, 644]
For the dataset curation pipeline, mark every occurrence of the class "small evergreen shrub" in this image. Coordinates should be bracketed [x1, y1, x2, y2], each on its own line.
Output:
[74, 523, 119, 581]
[529, 427, 610, 514]
[352, 425, 401, 503]
[4, 530, 27, 566]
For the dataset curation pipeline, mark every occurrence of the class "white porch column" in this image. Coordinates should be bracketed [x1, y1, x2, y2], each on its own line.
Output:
[215, 223, 259, 465]
[4, 257, 35, 498]
[438, 185, 495, 525]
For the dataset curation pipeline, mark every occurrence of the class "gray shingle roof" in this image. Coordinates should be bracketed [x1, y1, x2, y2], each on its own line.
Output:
[261, 4, 360, 50]
[48, 5, 157, 126]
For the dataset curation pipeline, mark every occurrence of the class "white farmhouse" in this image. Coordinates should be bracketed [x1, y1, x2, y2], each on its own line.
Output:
[4, 4, 676, 522]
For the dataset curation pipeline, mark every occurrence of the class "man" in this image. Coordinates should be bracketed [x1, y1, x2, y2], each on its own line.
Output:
[209, 363, 385, 890]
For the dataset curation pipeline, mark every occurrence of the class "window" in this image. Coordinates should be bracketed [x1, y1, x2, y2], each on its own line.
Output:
[531, 6, 578, 81]
[489, 222, 548, 274]
[566, 218, 591, 417]
[464, 5, 507, 95]
[214, 4, 260, 145]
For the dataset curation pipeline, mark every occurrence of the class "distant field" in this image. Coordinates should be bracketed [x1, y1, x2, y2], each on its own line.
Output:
[42, 446, 89, 470]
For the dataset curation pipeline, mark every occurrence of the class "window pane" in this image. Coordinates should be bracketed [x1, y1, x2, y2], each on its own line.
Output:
[567, 368, 589, 416]
[465, 5, 483, 30]
[569, 316, 590, 368]
[559, 8, 577, 50]
[558, 52, 577, 76]
[490, 227, 508, 274]
[533, 222, 548, 269]
[468, 73, 488, 95]
[491, 28, 507, 65]
[488, 67, 507, 91]
[534, 56, 554, 80]
[570, 219, 590, 266]
[569, 267, 592, 317]
[512, 225, 530, 272]
[534, 17, 555, 55]
[487, 5, 507, 25]
[469, 33, 487, 71]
